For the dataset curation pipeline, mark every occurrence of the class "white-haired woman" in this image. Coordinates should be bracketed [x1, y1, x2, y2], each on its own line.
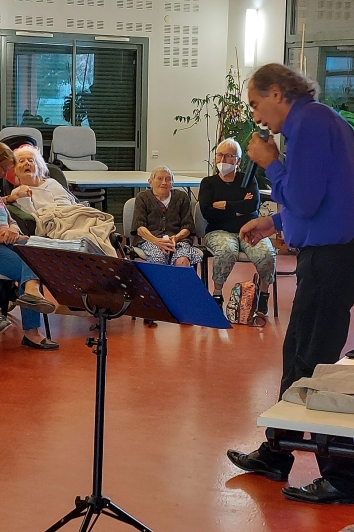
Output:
[5, 144, 116, 256]
[6, 144, 77, 211]
[131, 166, 201, 267]
[198, 138, 276, 315]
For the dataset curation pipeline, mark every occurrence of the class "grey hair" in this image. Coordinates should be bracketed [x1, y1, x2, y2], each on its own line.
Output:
[149, 166, 174, 181]
[14, 145, 49, 180]
[217, 138, 242, 158]
[250, 63, 320, 103]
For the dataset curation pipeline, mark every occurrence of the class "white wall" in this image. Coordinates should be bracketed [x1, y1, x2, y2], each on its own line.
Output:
[146, 0, 229, 173]
[0, 0, 287, 173]
[227, 0, 287, 86]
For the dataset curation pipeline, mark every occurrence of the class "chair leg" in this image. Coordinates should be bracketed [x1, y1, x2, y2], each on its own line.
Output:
[272, 271, 278, 318]
[201, 256, 209, 287]
[43, 314, 51, 339]
[0, 280, 13, 317]
[39, 283, 52, 339]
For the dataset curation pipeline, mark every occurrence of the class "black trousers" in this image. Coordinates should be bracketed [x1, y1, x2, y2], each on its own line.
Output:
[260, 239, 354, 494]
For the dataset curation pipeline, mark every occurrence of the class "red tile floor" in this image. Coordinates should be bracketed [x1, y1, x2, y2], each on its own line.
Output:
[1, 254, 354, 532]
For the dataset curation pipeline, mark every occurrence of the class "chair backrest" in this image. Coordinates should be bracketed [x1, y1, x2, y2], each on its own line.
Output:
[193, 201, 207, 239]
[122, 197, 136, 240]
[51, 126, 97, 160]
[0, 127, 44, 154]
[46, 163, 69, 189]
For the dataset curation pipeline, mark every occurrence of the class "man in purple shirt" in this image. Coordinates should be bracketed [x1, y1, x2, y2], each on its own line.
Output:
[227, 63, 354, 504]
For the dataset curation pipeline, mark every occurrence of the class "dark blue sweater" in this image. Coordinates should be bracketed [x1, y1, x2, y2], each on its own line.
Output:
[268, 94, 354, 248]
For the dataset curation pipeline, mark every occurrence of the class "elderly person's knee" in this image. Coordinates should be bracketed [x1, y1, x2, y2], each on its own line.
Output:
[213, 246, 237, 264]
[174, 256, 190, 267]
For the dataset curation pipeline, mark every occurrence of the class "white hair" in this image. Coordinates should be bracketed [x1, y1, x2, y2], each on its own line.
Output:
[149, 166, 174, 181]
[14, 144, 49, 180]
[217, 138, 242, 158]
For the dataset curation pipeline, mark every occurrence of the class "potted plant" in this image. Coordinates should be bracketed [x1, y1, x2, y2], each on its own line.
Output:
[62, 91, 89, 126]
[173, 66, 270, 188]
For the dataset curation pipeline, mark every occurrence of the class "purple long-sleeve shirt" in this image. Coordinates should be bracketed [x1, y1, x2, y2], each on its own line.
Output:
[267, 94, 354, 248]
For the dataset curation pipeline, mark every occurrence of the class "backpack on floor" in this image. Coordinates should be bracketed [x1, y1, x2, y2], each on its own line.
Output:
[226, 273, 265, 327]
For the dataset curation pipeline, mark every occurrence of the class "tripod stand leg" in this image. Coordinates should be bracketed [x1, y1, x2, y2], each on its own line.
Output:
[44, 497, 87, 532]
[102, 500, 154, 532]
[78, 504, 96, 532]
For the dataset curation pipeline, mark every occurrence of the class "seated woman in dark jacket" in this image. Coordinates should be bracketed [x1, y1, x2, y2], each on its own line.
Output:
[199, 138, 276, 315]
[131, 166, 201, 267]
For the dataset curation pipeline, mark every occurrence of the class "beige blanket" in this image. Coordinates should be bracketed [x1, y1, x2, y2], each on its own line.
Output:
[32, 205, 117, 256]
[282, 364, 354, 414]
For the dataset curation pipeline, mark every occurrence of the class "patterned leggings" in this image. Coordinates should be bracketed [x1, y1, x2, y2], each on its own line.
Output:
[205, 230, 276, 286]
[137, 241, 202, 266]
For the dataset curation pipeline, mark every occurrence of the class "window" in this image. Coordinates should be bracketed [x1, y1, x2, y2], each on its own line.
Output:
[319, 48, 354, 111]
[1, 32, 147, 171]
[6, 43, 73, 128]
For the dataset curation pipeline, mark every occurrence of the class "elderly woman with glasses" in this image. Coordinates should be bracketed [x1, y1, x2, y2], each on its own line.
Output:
[131, 166, 201, 267]
[198, 137, 276, 315]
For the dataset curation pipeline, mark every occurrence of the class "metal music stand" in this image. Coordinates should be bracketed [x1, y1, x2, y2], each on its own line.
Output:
[15, 246, 181, 532]
[15, 244, 230, 532]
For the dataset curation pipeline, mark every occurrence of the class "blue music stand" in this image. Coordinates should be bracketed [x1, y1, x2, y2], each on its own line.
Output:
[134, 261, 231, 329]
[14, 245, 230, 532]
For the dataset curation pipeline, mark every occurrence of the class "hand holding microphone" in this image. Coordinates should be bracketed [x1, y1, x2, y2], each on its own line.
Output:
[241, 129, 279, 188]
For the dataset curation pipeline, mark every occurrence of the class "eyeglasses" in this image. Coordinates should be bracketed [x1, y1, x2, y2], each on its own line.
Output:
[215, 152, 237, 160]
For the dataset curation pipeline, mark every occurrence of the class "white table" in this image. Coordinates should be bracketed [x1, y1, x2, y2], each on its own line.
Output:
[259, 188, 272, 197]
[63, 171, 202, 189]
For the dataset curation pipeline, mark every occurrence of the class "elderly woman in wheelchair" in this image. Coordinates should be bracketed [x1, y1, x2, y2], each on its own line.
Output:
[131, 166, 201, 267]
[0, 142, 58, 349]
[4, 144, 116, 256]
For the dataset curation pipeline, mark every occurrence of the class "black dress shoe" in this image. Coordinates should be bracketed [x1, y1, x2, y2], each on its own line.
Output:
[227, 449, 290, 481]
[16, 294, 55, 314]
[282, 478, 354, 504]
[21, 336, 59, 350]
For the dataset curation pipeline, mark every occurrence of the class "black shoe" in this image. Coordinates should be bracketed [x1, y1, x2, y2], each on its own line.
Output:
[227, 449, 290, 481]
[21, 336, 59, 350]
[213, 294, 224, 309]
[257, 292, 270, 316]
[282, 478, 354, 504]
[0, 315, 11, 333]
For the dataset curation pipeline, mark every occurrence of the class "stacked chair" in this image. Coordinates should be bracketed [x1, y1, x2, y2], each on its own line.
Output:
[0, 127, 44, 154]
[50, 126, 107, 210]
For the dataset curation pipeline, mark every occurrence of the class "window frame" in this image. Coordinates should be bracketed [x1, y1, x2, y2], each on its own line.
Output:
[0, 30, 148, 171]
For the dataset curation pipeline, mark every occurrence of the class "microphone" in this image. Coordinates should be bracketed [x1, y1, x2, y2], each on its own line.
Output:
[241, 129, 270, 189]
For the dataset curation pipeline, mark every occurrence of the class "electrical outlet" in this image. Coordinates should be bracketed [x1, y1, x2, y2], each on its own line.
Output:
[152, 150, 158, 158]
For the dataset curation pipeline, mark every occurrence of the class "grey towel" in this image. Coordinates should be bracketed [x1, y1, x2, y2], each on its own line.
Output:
[282, 364, 354, 414]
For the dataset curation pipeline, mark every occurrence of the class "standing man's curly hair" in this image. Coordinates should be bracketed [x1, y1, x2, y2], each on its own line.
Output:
[250, 63, 320, 103]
